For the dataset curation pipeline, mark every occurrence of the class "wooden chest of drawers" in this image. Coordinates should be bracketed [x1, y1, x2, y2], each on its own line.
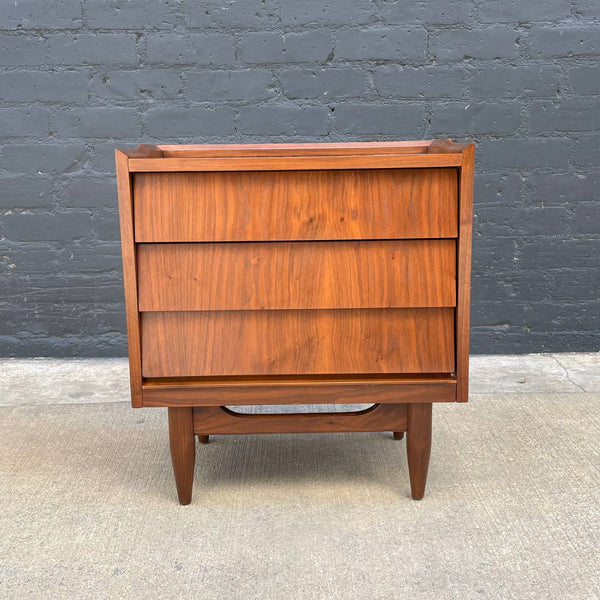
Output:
[116, 140, 474, 504]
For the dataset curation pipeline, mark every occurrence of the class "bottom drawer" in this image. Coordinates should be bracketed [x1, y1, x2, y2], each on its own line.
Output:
[141, 308, 455, 377]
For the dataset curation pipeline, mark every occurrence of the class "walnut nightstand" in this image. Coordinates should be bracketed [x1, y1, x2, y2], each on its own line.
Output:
[116, 140, 474, 504]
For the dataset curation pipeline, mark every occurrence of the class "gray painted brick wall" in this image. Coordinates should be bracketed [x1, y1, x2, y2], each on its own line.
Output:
[1, 0, 599, 357]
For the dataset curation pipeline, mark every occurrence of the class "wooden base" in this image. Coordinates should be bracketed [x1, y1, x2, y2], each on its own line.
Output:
[168, 402, 432, 504]
[407, 403, 432, 500]
[193, 403, 407, 435]
[167, 407, 195, 505]
[142, 375, 456, 406]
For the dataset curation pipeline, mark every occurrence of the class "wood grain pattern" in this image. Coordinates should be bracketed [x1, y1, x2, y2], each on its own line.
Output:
[168, 407, 195, 505]
[133, 168, 458, 242]
[116, 140, 475, 503]
[129, 140, 468, 158]
[407, 403, 432, 500]
[115, 150, 143, 407]
[128, 154, 462, 172]
[192, 403, 407, 435]
[140, 308, 455, 377]
[141, 378, 456, 407]
[137, 240, 457, 312]
[456, 144, 475, 403]
[146, 140, 436, 158]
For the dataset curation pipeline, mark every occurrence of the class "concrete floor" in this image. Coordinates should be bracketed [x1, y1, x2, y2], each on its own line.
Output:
[1, 352, 598, 407]
[0, 353, 598, 599]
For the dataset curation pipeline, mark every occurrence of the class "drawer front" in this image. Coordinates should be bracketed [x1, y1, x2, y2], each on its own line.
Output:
[137, 240, 457, 311]
[133, 168, 458, 242]
[141, 308, 455, 377]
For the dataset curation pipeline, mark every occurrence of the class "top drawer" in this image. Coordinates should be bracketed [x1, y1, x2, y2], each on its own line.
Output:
[133, 168, 458, 242]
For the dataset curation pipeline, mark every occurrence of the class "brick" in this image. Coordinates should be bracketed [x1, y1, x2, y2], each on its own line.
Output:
[529, 27, 600, 58]
[430, 29, 519, 61]
[92, 209, 120, 241]
[0, 108, 50, 137]
[52, 108, 141, 138]
[184, 0, 278, 28]
[550, 270, 599, 302]
[0, 177, 52, 209]
[528, 99, 600, 132]
[524, 172, 599, 206]
[520, 239, 600, 268]
[0, 0, 598, 358]
[472, 331, 600, 355]
[48, 34, 137, 66]
[0, 303, 125, 336]
[334, 104, 426, 135]
[86, 141, 136, 174]
[279, 68, 370, 99]
[239, 31, 333, 64]
[84, 0, 178, 29]
[185, 70, 276, 101]
[0, 72, 89, 103]
[573, 204, 600, 233]
[474, 172, 523, 205]
[471, 302, 525, 329]
[567, 65, 600, 94]
[336, 28, 427, 62]
[470, 65, 560, 98]
[4, 0, 82, 29]
[524, 207, 571, 234]
[238, 106, 329, 135]
[5, 211, 92, 242]
[374, 66, 468, 98]
[480, 0, 571, 22]
[524, 303, 600, 333]
[0, 246, 62, 276]
[0, 333, 128, 359]
[61, 178, 117, 208]
[431, 102, 520, 135]
[146, 107, 235, 137]
[515, 267, 600, 303]
[58, 243, 123, 273]
[474, 205, 525, 237]
[574, 134, 600, 165]
[575, 0, 600, 17]
[2, 273, 125, 304]
[91, 70, 182, 100]
[3, 144, 87, 174]
[146, 34, 235, 66]
[380, 0, 474, 25]
[471, 272, 518, 302]
[0, 35, 47, 65]
[478, 139, 570, 168]
[281, 0, 376, 26]
[471, 237, 517, 270]
[80, 311, 127, 335]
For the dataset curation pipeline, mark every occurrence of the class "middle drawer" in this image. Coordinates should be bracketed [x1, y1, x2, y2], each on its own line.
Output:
[137, 240, 456, 311]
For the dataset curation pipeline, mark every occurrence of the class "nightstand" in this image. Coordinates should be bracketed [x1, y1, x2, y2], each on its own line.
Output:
[116, 140, 474, 504]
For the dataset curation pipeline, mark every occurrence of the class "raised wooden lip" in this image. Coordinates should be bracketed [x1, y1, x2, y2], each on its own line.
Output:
[121, 139, 468, 157]
[120, 139, 472, 171]
[128, 154, 463, 172]
[142, 373, 457, 390]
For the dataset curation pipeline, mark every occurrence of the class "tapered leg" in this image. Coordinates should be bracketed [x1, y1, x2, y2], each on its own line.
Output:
[197, 435, 209, 444]
[393, 431, 404, 440]
[406, 403, 432, 500]
[168, 407, 195, 505]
